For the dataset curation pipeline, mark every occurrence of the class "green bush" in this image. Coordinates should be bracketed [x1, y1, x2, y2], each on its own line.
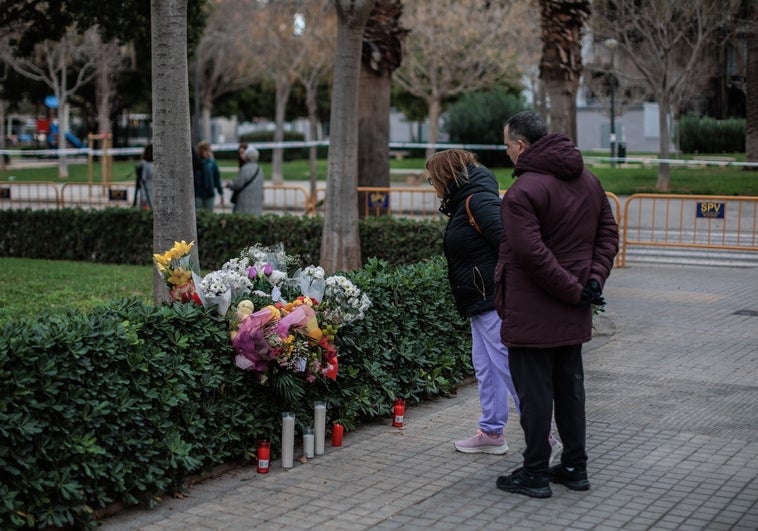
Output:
[0, 257, 470, 529]
[0, 209, 446, 271]
[443, 89, 528, 166]
[677, 113, 746, 154]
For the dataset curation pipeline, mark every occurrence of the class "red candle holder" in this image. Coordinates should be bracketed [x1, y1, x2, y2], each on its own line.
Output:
[257, 440, 270, 473]
[392, 398, 405, 428]
[332, 422, 344, 447]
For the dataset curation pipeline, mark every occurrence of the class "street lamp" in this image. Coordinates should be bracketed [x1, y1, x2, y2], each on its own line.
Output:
[604, 38, 618, 167]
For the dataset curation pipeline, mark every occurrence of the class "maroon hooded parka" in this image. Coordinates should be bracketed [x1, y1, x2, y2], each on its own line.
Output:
[495, 133, 619, 348]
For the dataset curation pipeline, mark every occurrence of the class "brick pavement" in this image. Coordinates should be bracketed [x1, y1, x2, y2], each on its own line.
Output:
[102, 263, 758, 530]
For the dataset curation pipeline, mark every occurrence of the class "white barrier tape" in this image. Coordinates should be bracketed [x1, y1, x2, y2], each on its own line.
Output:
[1, 142, 756, 168]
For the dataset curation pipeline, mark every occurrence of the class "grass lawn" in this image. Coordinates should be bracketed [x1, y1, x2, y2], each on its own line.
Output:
[0, 258, 153, 324]
[2, 153, 757, 196]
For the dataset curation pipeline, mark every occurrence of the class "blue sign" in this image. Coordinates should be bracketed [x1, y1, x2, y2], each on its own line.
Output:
[44, 95, 58, 109]
[367, 192, 389, 210]
[696, 202, 725, 219]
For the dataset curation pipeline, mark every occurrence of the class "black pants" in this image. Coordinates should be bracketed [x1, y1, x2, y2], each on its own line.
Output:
[509, 344, 587, 474]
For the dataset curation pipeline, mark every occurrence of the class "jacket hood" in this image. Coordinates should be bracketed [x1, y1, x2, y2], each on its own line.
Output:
[514, 132, 584, 181]
[439, 164, 499, 216]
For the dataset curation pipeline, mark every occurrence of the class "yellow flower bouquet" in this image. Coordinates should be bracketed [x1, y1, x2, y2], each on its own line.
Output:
[153, 240, 203, 305]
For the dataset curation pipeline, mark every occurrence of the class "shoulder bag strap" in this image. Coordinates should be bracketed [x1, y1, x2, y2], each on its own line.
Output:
[238, 167, 261, 192]
[465, 195, 482, 235]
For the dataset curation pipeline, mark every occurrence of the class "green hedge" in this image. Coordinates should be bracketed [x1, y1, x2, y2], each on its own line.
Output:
[0, 257, 470, 529]
[0, 209, 446, 271]
[677, 113, 745, 154]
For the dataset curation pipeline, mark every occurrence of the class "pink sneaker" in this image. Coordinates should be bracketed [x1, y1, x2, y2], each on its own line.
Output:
[454, 429, 509, 455]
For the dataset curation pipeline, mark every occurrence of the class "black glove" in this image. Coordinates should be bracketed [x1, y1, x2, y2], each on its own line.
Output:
[579, 279, 605, 307]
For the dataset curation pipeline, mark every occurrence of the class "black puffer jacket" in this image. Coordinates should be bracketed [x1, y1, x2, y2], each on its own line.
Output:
[440, 164, 502, 318]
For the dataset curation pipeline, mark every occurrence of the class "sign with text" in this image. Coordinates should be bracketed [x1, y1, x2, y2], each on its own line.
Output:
[368, 192, 389, 210]
[697, 201, 725, 219]
[108, 188, 128, 202]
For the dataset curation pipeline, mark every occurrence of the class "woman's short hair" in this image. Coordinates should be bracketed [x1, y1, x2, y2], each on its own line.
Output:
[425, 149, 479, 189]
[244, 146, 260, 162]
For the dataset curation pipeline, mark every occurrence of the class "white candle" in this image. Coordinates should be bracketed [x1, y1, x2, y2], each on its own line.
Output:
[303, 426, 315, 458]
[314, 401, 326, 455]
[281, 412, 295, 469]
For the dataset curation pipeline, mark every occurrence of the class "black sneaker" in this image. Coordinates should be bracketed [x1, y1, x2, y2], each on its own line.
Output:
[496, 467, 552, 498]
[548, 464, 591, 491]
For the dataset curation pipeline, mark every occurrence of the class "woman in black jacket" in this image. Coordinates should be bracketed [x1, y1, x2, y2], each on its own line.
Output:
[426, 149, 517, 454]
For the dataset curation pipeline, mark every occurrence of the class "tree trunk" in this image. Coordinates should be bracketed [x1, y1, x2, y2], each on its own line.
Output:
[543, 79, 577, 139]
[425, 97, 441, 159]
[201, 104, 212, 143]
[272, 76, 291, 185]
[656, 98, 672, 191]
[0, 100, 6, 171]
[306, 84, 320, 197]
[151, 0, 198, 303]
[96, 43, 113, 136]
[320, 0, 373, 273]
[357, 64, 391, 217]
[56, 101, 69, 179]
[745, 13, 758, 168]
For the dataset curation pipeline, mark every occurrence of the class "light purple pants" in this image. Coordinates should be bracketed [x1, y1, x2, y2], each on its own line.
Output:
[470, 309, 519, 435]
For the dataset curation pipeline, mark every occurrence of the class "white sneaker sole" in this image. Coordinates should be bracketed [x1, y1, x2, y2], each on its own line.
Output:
[454, 442, 509, 455]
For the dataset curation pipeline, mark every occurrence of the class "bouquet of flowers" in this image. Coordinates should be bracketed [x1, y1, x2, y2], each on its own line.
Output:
[198, 244, 371, 383]
[153, 240, 203, 305]
[230, 296, 338, 384]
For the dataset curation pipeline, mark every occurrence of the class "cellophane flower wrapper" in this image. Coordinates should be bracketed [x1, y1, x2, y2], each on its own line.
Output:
[153, 240, 203, 306]
[299, 266, 326, 302]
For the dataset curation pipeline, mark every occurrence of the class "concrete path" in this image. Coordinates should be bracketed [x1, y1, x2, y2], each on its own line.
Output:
[102, 263, 758, 530]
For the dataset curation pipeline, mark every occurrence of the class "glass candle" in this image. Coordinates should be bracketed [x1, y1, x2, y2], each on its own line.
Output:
[332, 422, 344, 447]
[281, 412, 295, 469]
[392, 398, 405, 428]
[257, 440, 270, 474]
[314, 401, 326, 455]
[303, 425, 315, 458]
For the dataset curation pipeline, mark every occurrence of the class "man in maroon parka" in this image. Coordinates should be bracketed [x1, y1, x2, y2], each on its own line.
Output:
[494, 111, 619, 498]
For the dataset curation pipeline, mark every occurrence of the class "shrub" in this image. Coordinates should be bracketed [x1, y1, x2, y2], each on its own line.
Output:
[677, 113, 745, 154]
[0, 257, 470, 529]
[443, 89, 528, 166]
[0, 209, 446, 271]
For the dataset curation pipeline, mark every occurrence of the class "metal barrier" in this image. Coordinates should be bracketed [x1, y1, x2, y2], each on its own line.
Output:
[215, 184, 312, 215]
[61, 183, 135, 209]
[356, 186, 443, 219]
[0, 181, 61, 209]
[4, 181, 758, 269]
[620, 193, 758, 267]
[262, 184, 311, 215]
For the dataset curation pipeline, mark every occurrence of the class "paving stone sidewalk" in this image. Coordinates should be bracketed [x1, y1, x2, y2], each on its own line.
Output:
[102, 264, 758, 530]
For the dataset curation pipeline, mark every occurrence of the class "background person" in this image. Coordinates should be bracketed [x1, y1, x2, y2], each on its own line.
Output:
[194, 140, 224, 212]
[226, 146, 264, 215]
[237, 141, 248, 168]
[494, 111, 619, 499]
[136, 143, 154, 210]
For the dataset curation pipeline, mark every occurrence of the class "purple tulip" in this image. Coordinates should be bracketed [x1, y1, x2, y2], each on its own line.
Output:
[263, 264, 273, 276]
[247, 266, 257, 278]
